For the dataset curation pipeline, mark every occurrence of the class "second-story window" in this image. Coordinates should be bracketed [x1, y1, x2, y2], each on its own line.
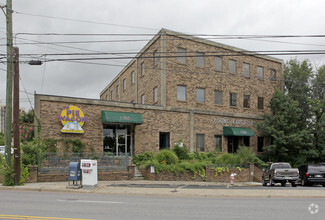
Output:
[110, 90, 113, 100]
[230, 93, 237, 106]
[177, 85, 186, 101]
[258, 97, 264, 110]
[196, 52, 205, 68]
[177, 47, 186, 64]
[196, 88, 205, 103]
[153, 87, 158, 103]
[141, 94, 145, 104]
[214, 90, 222, 105]
[243, 95, 250, 108]
[243, 63, 250, 77]
[229, 59, 237, 74]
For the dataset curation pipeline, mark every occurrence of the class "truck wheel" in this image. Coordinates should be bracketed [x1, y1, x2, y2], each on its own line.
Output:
[302, 179, 307, 186]
[262, 177, 267, 186]
[291, 182, 297, 187]
[281, 182, 286, 187]
[322, 184, 325, 187]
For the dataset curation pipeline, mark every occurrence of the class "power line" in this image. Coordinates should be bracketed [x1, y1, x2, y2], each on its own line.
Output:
[14, 11, 158, 31]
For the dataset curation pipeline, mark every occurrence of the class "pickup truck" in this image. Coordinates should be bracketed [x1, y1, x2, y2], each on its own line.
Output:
[262, 162, 299, 187]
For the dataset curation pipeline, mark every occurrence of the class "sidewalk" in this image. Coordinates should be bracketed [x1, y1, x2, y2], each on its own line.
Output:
[1, 180, 325, 198]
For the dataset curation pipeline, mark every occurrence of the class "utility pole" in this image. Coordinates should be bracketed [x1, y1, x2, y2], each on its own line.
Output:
[5, 0, 13, 166]
[13, 47, 20, 185]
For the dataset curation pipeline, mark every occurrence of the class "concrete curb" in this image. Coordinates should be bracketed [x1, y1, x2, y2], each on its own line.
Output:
[1, 181, 325, 198]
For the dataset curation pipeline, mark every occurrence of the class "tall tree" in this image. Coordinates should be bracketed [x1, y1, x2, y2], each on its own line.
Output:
[284, 59, 313, 128]
[309, 65, 325, 161]
[257, 90, 314, 166]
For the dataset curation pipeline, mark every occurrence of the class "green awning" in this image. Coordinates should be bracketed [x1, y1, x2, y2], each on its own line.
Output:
[101, 111, 143, 124]
[223, 126, 254, 136]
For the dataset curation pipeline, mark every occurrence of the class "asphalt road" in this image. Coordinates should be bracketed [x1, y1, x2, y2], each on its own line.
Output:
[0, 191, 325, 220]
[110, 183, 325, 190]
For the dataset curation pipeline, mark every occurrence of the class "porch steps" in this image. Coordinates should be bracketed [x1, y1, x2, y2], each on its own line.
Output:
[134, 167, 144, 180]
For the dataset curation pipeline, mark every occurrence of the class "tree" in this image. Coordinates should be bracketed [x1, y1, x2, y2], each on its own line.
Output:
[257, 90, 314, 166]
[0, 132, 4, 145]
[309, 65, 325, 161]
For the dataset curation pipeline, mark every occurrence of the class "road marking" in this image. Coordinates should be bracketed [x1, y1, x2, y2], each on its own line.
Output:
[0, 215, 94, 220]
[58, 199, 124, 204]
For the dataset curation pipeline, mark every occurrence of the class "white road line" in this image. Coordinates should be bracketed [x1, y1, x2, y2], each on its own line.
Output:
[58, 199, 124, 204]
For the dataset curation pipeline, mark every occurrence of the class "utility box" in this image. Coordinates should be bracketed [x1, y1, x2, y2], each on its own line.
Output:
[80, 159, 98, 189]
[68, 162, 81, 186]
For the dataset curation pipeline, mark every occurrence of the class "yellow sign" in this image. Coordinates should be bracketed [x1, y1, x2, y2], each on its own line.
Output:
[59, 106, 87, 133]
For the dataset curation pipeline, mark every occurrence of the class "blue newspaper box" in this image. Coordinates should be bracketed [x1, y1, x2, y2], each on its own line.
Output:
[68, 162, 81, 186]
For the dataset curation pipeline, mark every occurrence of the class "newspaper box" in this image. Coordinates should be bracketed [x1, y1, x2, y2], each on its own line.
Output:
[80, 159, 98, 189]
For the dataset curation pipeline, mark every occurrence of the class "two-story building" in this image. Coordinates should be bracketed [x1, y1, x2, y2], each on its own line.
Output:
[35, 29, 283, 156]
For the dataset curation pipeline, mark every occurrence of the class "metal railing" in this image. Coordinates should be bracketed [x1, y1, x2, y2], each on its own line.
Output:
[37, 152, 130, 174]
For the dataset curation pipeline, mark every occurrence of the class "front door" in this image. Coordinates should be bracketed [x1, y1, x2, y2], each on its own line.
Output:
[227, 136, 239, 153]
[116, 129, 127, 156]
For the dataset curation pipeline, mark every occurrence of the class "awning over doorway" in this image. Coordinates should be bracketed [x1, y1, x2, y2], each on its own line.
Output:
[101, 111, 143, 124]
[223, 126, 254, 136]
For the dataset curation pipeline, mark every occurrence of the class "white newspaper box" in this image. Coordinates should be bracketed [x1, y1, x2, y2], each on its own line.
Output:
[80, 159, 98, 189]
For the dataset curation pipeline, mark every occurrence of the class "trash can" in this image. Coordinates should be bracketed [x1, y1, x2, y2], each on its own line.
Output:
[68, 162, 81, 186]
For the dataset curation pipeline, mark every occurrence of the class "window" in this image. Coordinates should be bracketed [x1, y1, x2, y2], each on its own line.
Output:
[214, 90, 222, 105]
[177, 85, 186, 101]
[131, 71, 135, 84]
[258, 137, 264, 152]
[123, 79, 126, 91]
[154, 50, 158, 66]
[271, 69, 276, 81]
[196, 134, 205, 152]
[229, 60, 236, 74]
[243, 63, 250, 77]
[196, 88, 205, 103]
[229, 93, 237, 106]
[257, 66, 264, 79]
[141, 94, 145, 104]
[110, 90, 113, 100]
[177, 47, 186, 64]
[214, 135, 222, 152]
[214, 57, 222, 71]
[243, 95, 250, 108]
[141, 62, 145, 76]
[153, 87, 158, 103]
[196, 52, 205, 68]
[258, 97, 264, 110]
[116, 85, 119, 97]
[159, 132, 170, 150]
[105, 95, 108, 100]
[243, 137, 250, 146]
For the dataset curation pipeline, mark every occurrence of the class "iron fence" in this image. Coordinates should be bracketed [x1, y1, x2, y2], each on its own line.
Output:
[37, 152, 130, 174]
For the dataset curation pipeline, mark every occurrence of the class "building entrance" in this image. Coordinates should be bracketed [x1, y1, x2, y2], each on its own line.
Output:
[103, 124, 134, 156]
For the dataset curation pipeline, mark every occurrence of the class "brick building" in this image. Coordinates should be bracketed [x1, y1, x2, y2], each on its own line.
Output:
[35, 29, 283, 156]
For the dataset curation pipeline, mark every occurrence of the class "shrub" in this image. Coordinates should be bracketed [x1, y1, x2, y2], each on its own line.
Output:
[215, 153, 235, 164]
[132, 152, 154, 167]
[235, 146, 256, 165]
[173, 145, 189, 160]
[2, 165, 14, 186]
[155, 150, 178, 165]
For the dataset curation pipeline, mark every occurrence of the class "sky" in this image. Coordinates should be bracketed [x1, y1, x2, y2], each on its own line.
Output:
[1, 0, 325, 111]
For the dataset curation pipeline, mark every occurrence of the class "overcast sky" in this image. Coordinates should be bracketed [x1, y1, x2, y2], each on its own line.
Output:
[1, 0, 325, 111]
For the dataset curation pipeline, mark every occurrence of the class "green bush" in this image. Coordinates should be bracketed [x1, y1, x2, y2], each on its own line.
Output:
[215, 153, 235, 164]
[132, 152, 154, 167]
[235, 146, 256, 165]
[155, 150, 178, 165]
[21, 140, 41, 166]
[2, 165, 14, 186]
[173, 145, 189, 160]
